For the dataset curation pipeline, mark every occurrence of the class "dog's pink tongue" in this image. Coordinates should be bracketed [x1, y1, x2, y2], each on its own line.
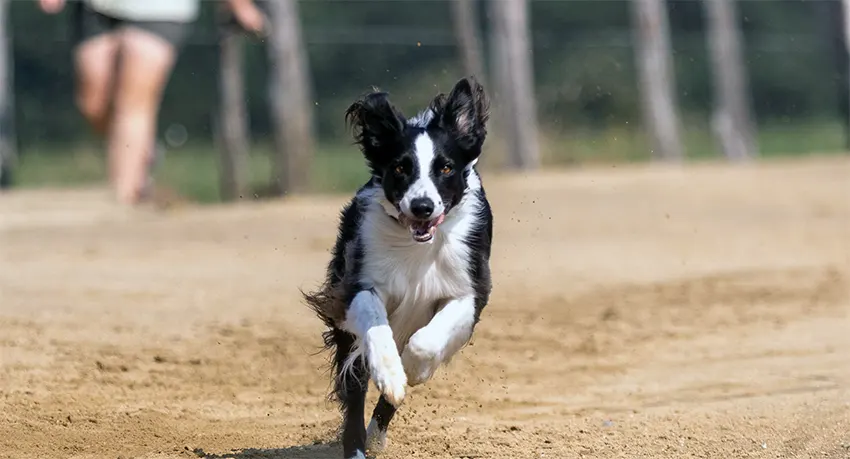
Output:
[423, 213, 445, 239]
[430, 213, 445, 228]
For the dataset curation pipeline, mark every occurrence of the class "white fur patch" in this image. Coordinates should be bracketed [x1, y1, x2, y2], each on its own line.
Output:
[341, 290, 407, 407]
[407, 108, 434, 128]
[356, 169, 483, 360]
[402, 295, 476, 385]
[365, 325, 406, 406]
[398, 134, 444, 221]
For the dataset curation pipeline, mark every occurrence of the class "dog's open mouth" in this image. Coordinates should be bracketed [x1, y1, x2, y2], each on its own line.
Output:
[400, 213, 445, 243]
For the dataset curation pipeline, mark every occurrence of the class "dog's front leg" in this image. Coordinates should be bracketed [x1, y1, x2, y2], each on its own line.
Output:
[342, 290, 407, 407]
[402, 295, 477, 386]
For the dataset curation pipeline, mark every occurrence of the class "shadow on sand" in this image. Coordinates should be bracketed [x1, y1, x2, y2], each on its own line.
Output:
[192, 442, 371, 459]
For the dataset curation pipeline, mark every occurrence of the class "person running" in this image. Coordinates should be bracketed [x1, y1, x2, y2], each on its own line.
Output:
[38, 0, 266, 206]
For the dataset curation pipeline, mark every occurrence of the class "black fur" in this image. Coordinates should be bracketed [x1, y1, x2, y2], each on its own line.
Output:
[370, 395, 398, 432]
[463, 187, 493, 322]
[303, 190, 372, 457]
[344, 92, 408, 178]
[304, 76, 493, 459]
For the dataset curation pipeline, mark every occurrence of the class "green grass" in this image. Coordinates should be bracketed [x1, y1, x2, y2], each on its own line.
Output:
[540, 118, 847, 166]
[13, 142, 370, 203]
[11, 120, 848, 204]
[153, 143, 371, 203]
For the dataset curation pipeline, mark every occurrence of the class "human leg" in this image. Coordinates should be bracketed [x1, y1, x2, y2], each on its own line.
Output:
[109, 26, 178, 204]
[72, 2, 120, 136]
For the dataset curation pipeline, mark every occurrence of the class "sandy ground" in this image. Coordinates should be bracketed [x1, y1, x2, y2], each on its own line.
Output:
[1, 156, 849, 459]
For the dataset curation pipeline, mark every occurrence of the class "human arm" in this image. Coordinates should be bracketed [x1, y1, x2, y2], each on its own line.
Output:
[226, 0, 267, 34]
[38, 0, 65, 14]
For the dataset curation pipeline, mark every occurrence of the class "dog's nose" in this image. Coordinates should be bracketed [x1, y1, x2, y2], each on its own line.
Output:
[410, 197, 435, 219]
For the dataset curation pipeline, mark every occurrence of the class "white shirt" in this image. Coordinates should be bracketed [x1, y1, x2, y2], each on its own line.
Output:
[86, 0, 200, 23]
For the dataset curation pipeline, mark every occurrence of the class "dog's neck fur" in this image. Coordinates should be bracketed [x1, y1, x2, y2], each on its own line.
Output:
[350, 168, 484, 351]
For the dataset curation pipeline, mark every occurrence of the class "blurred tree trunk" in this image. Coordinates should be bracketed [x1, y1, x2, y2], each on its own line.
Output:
[704, 0, 758, 161]
[266, 0, 314, 196]
[490, 0, 540, 170]
[487, 4, 510, 169]
[842, 0, 850, 151]
[630, 0, 684, 161]
[216, 5, 250, 201]
[815, 0, 849, 150]
[0, 0, 15, 190]
[451, 0, 485, 82]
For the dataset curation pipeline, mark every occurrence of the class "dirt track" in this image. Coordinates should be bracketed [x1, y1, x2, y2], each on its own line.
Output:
[1, 157, 849, 459]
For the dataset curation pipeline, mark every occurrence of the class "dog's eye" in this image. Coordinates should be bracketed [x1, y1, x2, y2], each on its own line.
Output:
[440, 164, 453, 175]
[394, 165, 405, 175]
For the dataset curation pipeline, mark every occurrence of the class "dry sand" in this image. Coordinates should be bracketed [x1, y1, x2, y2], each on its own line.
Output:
[1, 156, 849, 459]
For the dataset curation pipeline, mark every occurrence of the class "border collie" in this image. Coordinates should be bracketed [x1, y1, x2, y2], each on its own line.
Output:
[304, 76, 493, 459]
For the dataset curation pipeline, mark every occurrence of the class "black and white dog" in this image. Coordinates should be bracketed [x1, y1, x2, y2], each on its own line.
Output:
[304, 76, 493, 459]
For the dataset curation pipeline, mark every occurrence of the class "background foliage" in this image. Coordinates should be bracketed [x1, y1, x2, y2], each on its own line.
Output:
[9, 0, 847, 200]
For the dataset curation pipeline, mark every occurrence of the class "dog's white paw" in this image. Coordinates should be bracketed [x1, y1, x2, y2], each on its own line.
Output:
[366, 325, 407, 406]
[366, 418, 388, 453]
[402, 329, 444, 386]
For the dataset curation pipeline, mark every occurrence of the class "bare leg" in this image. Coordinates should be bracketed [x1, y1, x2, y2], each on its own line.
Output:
[73, 33, 119, 137]
[109, 27, 176, 205]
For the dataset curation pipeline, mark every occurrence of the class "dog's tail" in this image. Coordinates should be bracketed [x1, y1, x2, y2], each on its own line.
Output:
[301, 282, 350, 402]
[302, 281, 345, 353]
[303, 283, 337, 327]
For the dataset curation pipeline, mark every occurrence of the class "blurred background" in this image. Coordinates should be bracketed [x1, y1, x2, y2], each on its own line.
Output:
[1, 0, 848, 203]
[2, 2, 849, 457]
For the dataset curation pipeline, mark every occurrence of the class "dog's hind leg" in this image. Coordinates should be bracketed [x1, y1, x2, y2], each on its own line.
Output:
[366, 395, 397, 453]
[332, 329, 370, 459]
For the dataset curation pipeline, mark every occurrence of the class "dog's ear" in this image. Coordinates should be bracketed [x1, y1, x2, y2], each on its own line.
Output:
[438, 76, 490, 154]
[345, 90, 406, 172]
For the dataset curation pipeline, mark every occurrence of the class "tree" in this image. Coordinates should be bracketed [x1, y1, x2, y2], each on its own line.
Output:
[630, 0, 684, 161]
[841, 0, 850, 151]
[490, 0, 540, 169]
[815, 0, 850, 150]
[704, 0, 758, 161]
[450, 0, 486, 83]
[266, 0, 314, 196]
[0, 0, 14, 189]
[216, 4, 250, 201]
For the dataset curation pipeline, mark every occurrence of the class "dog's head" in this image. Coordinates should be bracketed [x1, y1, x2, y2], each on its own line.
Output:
[345, 76, 490, 243]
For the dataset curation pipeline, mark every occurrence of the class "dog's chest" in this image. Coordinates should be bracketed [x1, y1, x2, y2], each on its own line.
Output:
[364, 236, 470, 304]
[361, 231, 472, 348]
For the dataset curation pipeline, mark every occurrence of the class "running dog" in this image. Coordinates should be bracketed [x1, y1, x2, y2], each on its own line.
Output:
[304, 76, 494, 459]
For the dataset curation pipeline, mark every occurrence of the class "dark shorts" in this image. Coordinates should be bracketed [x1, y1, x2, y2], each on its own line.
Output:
[72, 1, 192, 49]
